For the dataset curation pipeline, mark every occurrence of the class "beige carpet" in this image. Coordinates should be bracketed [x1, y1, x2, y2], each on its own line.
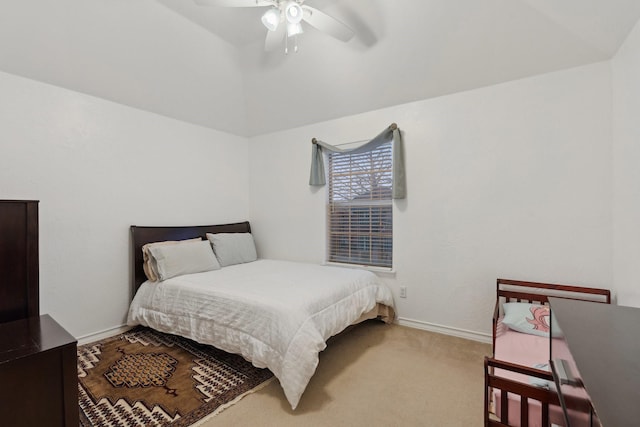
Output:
[196, 320, 491, 426]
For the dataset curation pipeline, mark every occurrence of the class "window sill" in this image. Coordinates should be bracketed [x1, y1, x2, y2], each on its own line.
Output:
[323, 261, 396, 278]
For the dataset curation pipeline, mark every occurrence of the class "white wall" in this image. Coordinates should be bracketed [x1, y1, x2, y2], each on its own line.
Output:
[612, 19, 640, 307]
[0, 71, 250, 338]
[249, 63, 613, 339]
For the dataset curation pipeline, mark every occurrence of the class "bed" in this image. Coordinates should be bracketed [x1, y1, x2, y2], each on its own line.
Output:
[485, 278, 610, 427]
[126, 222, 395, 410]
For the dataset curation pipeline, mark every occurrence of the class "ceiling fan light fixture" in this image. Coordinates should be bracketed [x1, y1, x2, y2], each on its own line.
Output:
[284, 1, 303, 24]
[261, 7, 280, 31]
[195, 0, 355, 54]
[286, 21, 303, 38]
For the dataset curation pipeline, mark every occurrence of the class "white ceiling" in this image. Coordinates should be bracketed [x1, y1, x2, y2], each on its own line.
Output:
[1, 0, 640, 137]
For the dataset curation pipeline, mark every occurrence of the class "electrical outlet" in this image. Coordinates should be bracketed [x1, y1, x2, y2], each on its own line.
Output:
[399, 286, 407, 298]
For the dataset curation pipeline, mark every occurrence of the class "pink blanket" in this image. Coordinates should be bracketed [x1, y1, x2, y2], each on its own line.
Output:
[493, 323, 589, 427]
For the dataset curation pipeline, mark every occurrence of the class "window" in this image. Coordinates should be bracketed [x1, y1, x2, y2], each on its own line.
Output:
[327, 141, 393, 268]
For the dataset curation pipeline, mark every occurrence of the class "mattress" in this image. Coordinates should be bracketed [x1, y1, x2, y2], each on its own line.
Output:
[127, 259, 394, 409]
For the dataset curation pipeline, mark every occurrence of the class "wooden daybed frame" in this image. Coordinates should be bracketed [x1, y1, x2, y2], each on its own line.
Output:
[484, 278, 611, 427]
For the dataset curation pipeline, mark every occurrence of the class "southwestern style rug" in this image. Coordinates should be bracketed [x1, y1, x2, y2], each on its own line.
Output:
[78, 326, 274, 426]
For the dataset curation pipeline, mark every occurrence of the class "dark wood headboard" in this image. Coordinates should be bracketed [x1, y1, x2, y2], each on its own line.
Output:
[130, 221, 251, 294]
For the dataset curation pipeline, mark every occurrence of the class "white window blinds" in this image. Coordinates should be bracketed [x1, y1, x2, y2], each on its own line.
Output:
[327, 141, 393, 268]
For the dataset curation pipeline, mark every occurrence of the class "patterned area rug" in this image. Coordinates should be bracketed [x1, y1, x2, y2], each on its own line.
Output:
[78, 326, 274, 426]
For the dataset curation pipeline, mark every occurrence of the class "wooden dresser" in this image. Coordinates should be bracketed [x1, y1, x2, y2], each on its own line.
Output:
[0, 200, 39, 322]
[0, 315, 78, 426]
[0, 200, 79, 426]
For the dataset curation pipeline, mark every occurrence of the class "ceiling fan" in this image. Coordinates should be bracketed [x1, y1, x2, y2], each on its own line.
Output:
[194, 0, 355, 53]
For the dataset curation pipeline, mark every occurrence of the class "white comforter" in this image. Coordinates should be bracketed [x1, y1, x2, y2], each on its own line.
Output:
[127, 259, 394, 409]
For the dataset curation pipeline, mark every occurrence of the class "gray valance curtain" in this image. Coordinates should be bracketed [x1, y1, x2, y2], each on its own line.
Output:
[309, 123, 406, 199]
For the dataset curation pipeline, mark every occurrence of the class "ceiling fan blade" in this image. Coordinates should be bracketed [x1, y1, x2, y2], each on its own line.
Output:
[264, 25, 286, 51]
[194, 0, 272, 7]
[301, 5, 354, 42]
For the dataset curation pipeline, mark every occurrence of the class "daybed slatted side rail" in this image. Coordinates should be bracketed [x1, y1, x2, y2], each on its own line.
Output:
[492, 279, 611, 350]
[485, 358, 592, 427]
[485, 357, 554, 427]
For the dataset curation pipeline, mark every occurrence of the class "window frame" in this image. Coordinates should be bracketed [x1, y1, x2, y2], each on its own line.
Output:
[325, 141, 394, 270]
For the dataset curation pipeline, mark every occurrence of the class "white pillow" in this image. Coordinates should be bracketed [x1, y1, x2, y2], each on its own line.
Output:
[206, 233, 257, 267]
[502, 302, 563, 338]
[142, 237, 201, 281]
[148, 240, 220, 281]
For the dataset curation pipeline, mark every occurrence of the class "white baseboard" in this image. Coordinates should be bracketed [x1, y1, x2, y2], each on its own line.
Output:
[397, 317, 492, 344]
[76, 319, 491, 346]
[76, 324, 130, 345]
